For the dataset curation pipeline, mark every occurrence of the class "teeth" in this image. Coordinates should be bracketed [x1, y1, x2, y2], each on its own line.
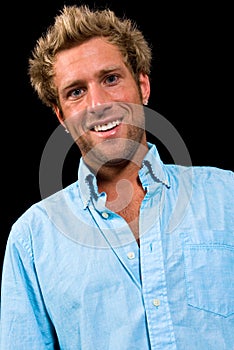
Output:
[94, 119, 120, 132]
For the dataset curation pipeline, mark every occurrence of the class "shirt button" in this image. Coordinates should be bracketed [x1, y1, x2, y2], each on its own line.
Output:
[127, 252, 135, 259]
[153, 299, 160, 307]
[101, 212, 109, 219]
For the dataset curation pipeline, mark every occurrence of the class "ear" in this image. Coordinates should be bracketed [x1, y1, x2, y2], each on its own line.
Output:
[139, 73, 150, 105]
[53, 104, 66, 128]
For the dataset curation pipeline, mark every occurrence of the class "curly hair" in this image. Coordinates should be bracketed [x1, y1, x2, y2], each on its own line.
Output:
[28, 5, 152, 110]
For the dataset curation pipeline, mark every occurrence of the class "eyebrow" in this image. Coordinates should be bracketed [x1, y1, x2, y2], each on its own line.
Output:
[61, 65, 124, 93]
[98, 65, 123, 74]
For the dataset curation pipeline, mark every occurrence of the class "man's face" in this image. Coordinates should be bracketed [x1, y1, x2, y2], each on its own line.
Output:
[53, 37, 150, 170]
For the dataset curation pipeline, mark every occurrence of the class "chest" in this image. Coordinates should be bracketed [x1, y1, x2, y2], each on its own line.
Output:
[106, 185, 146, 241]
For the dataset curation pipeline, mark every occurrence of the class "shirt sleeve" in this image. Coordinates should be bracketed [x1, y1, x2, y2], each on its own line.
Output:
[0, 225, 59, 350]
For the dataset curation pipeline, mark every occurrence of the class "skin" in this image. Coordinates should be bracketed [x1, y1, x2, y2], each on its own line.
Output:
[53, 37, 151, 242]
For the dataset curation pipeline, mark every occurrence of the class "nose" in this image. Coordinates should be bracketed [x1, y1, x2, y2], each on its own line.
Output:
[86, 84, 112, 116]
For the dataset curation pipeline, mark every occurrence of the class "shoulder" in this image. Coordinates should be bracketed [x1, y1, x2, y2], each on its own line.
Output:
[9, 181, 81, 242]
[166, 163, 233, 184]
[190, 165, 233, 189]
[165, 164, 233, 207]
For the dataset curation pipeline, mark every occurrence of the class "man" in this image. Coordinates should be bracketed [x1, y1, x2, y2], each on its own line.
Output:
[1, 5, 233, 350]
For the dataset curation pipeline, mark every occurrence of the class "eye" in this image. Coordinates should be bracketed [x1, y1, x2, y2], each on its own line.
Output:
[69, 87, 85, 99]
[105, 74, 119, 85]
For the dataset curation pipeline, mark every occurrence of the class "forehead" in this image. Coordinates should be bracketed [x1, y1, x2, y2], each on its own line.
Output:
[55, 37, 124, 70]
[53, 37, 128, 86]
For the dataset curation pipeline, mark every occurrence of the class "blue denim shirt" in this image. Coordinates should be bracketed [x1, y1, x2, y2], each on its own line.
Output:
[1, 143, 234, 349]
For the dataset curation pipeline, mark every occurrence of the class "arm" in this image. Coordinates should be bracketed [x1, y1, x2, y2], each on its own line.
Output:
[0, 227, 58, 350]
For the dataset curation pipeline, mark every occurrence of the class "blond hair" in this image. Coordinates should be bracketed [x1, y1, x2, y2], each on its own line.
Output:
[28, 5, 152, 109]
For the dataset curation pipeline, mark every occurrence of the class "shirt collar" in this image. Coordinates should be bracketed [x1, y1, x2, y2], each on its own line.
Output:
[78, 142, 170, 209]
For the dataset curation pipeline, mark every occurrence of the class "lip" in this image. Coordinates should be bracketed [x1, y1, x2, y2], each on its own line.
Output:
[90, 122, 122, 138]
[88, 116, 123, 131]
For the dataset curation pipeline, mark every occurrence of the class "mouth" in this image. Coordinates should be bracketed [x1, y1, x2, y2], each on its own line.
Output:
[91, 119, 121, 132]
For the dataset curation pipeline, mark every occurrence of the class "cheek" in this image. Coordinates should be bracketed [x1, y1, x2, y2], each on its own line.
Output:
[65, 116, 85, 142]
[124, 86, 142, 103]
[64, 108, 85, 129]
[111, 81, 141, 102]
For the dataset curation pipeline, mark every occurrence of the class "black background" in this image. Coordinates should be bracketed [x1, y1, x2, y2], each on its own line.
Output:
[1, 1, 233, 277]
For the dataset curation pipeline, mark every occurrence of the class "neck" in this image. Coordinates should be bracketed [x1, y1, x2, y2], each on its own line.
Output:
[97, 158, 146, 246]
[92, 142, 149, 245]
[96, 144, 149, 217]
[96, 141, 148, 192]
[97, 160, 140, 194]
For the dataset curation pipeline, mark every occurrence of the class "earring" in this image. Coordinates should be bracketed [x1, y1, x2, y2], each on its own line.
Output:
[143, 100, 148, 106]
[65, 128, 70, 134]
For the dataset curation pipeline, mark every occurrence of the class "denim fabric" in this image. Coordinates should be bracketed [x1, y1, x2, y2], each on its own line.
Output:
[1, 143, 233, 349]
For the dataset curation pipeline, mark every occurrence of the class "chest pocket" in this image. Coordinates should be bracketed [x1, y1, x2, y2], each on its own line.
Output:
[183, 241, 234, 317]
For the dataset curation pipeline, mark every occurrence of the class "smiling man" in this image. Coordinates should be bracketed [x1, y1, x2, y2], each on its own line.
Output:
[1, 5, 233, 350]
[54, 37, 149, 165]
[52, 31, 150, 244]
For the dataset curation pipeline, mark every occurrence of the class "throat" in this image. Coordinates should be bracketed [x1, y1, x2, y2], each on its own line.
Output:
[104, 178, 146, 244]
